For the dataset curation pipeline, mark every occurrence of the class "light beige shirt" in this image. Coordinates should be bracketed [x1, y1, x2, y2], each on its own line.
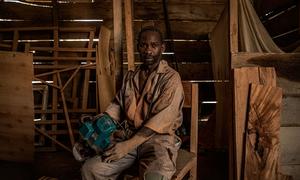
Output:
[105, 60, 184, 135]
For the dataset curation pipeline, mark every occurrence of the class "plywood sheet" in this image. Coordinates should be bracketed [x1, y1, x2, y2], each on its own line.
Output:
[0, 51, 34, 162]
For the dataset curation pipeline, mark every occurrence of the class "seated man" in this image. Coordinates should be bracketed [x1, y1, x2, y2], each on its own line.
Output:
[81, 26, 184, 180]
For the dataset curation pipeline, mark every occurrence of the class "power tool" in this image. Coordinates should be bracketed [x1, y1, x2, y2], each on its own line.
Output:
[73, 114, 117, 161]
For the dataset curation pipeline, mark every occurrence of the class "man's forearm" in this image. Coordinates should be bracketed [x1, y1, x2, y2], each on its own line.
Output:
[127, 127, 155, 148]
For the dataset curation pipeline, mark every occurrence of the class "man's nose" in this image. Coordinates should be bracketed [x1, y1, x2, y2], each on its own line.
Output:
[145, 46, 153, 54]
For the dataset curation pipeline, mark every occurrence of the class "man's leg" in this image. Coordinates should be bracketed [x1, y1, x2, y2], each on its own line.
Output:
[138, 135, 179, 180]
[82, 150, 136, 180]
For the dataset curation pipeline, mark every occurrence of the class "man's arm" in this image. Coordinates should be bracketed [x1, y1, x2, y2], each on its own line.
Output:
[103, 127, 155, 163]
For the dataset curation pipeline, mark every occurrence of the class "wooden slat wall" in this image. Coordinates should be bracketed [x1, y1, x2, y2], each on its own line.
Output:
[0, 1, 225, 60]
[0, 0, 225, 160]
[0, 51, 34, 162]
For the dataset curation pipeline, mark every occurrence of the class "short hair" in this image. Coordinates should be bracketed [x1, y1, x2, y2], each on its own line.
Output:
[137, 26, 164, 44]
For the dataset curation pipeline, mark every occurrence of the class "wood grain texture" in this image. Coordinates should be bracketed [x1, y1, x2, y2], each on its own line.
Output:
[0, 51, 34, 162]
[233, 67, 276, 180]
[124, 0, 135, 71]
[96, 26, 115, 112]
[244, 84, 292, 180]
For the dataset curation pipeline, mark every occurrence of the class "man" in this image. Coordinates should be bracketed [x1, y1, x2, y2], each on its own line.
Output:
[82, 26, 184, 180]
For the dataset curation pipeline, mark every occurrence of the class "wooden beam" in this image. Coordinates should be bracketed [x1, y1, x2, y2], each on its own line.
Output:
[230, 0, 238, 54]
[12, 30, 19, 51]
[97, 26, 115, 112]
[35, 126, 72, 153]
[30, 47, 96, 52]
[124, 0, 135, 71]
[113, 0, 123, 90]
[57, 72, 75, 146]
[190, 83, 199, 180]
[51, 28, 59, 149]
[81, 30, 95, 110]
[33, 56, 96, 61]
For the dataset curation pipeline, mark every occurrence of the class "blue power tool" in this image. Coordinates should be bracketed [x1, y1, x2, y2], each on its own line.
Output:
[79, 114, 117, 153]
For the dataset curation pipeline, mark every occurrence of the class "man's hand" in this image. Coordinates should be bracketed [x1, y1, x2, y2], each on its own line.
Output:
[103, 127, 155, 163]
[103, 140, 132, 163]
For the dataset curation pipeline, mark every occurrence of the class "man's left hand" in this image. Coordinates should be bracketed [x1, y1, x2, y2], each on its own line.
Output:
[103, 140, 132, 163]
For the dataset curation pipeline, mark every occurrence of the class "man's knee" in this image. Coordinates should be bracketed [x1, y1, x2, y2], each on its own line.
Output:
[81, 157, 116, 179]
[144, 172, 168, 180]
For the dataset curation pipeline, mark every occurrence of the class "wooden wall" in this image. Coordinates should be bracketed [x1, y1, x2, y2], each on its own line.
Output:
[0, 0, 227, 80]
[0, 0, 226, 153]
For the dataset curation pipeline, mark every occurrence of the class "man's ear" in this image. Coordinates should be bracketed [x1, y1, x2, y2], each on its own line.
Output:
[161, 43, 166, 52]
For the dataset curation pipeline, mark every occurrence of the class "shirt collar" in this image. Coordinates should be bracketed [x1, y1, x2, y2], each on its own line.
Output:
[156, 60, 168, 74]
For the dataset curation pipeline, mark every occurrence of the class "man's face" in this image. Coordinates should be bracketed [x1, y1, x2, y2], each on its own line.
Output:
[138, 31, 165, 67]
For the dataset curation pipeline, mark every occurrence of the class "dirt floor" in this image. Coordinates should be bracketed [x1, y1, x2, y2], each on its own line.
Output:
[0, 148, 227, 180]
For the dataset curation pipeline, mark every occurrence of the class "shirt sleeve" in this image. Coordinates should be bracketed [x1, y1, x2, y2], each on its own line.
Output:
[144, 73, 184, 134]
[105, 71, 132, 122]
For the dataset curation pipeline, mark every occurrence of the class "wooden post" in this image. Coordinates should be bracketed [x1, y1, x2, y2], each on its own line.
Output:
[82, 31, 95, 110]
[230, 0, 238, 54]
[229, 0, 239, 179]
[97, 26, 115, 112]
[190, 83, 199, 180]
[51, 28, 59, 149]
[124, 0, 135, 71]
[57, 72, 75, 146]
[113, 0, 123, 90]
[12, 30, 19, 51]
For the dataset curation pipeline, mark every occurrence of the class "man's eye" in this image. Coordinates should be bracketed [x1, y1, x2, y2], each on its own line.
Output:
[140, 44, 146, 48]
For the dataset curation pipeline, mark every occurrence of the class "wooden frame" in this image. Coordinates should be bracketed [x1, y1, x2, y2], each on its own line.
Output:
[172, 81, 199, 180]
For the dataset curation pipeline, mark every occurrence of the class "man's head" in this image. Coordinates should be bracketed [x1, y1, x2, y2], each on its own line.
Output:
[137, 26, 165, 68]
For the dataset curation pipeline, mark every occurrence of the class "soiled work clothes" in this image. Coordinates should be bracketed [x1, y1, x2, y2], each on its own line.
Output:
[82, 60, 184, 180]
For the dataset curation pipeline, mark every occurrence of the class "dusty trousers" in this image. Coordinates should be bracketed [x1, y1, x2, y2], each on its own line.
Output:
[81, 134, 180, 180]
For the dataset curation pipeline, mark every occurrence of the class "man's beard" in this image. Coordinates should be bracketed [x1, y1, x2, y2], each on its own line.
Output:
[141, 55, 161, 65]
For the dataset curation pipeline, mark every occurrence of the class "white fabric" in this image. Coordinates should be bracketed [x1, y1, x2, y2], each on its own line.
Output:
[239, 0, 284, 52]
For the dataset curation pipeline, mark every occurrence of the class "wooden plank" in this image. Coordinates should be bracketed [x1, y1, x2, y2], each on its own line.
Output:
[51, 29, 59, 149]
[33, 56, 96, 61]
[281, 96, 300, 126]
[280, 165, 300, 180]
[0, 2, 224, 21]
[244, 84, 286, 180]
[232, 52, 300, 95]
[280, 127, 300, 165]
[34, 126, 72, 153]
[0, 2, 52, 21]
[30, 47, 96, 52]
[81, 30, 95, 110]
[113, 0, 123, 90]
[134, 2, 224, 21]
[190, 83, 198, 180]
[57, 73, 75, 146]
[233, 67, 277, 180]
[34, 108, 97, 114]
[1, 20, 216, 40]
[12, 30, 19, 51]
[97, 26, 115, 112]
[280, 127, 300, 180]
[0, 51, 34, 162]
[230, 0, 238, 54]
[124, 0, 135, 71]
[134, 20, 217, 40]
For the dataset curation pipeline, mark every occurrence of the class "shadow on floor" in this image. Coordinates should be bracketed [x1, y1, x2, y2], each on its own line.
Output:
[0, 148, 227, 180]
